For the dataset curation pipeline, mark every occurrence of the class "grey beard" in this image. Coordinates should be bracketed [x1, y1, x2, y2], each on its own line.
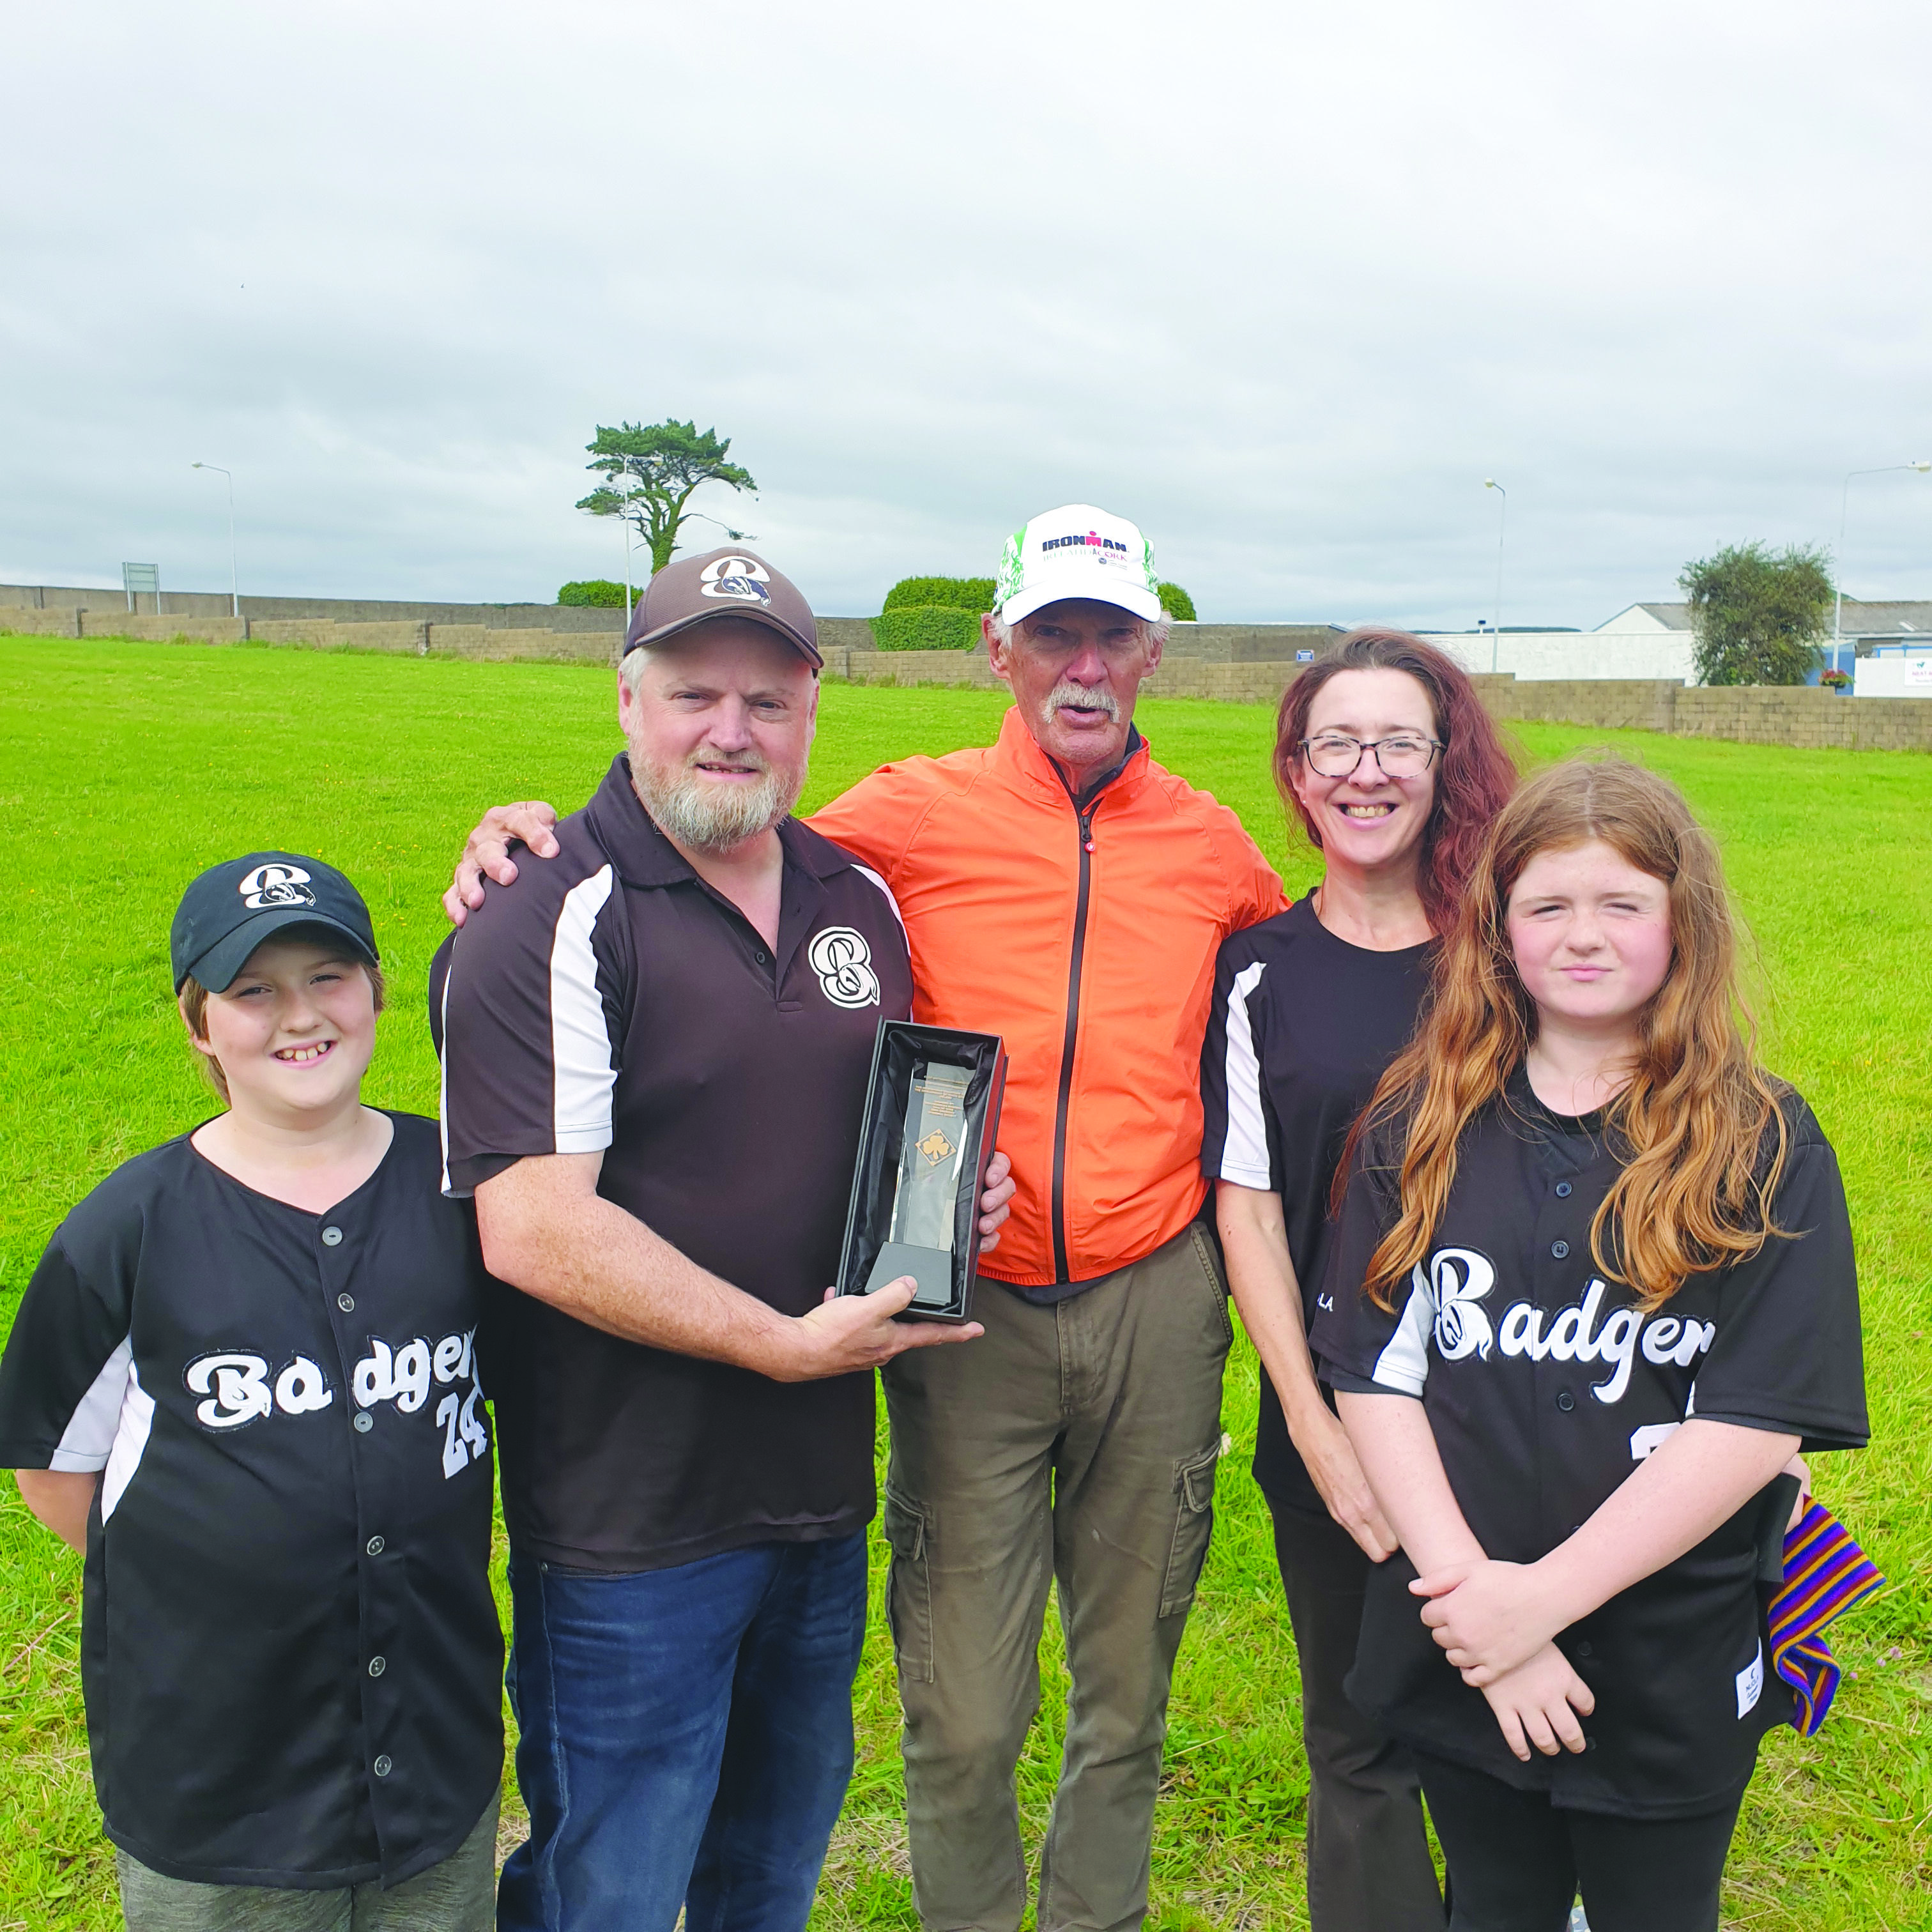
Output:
[629, 749, 806, 854]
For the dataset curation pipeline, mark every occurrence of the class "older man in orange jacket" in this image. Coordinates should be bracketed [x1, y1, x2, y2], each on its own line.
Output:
[450, 506, 1285, 1932]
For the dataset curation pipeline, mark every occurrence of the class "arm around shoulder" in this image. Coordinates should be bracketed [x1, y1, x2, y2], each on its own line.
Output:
[803, 763, 935, 882]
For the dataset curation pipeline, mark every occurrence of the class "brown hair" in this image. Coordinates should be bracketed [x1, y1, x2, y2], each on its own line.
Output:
[1349, 756, 1788, 1308]
[180, 956, 386, 1103]
[1273, 628, 1519, 936]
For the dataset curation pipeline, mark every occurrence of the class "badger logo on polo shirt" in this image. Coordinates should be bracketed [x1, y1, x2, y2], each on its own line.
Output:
[238, 862, 316, 910]
[808, 926, 881, 1009]
[699, 555, 772, 605]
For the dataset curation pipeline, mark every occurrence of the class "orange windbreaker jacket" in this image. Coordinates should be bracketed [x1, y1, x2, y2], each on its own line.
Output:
[808, 707, 1285, 1288]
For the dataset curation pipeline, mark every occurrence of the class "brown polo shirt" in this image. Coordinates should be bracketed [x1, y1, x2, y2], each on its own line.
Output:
[431, 754, 914, 1572]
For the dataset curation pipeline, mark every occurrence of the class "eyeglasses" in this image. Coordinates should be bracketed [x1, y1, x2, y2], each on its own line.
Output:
[1300, 733, 1443, 779]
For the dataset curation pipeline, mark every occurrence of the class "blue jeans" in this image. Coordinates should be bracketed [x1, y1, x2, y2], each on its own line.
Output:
[497, 1533, 866, 1932]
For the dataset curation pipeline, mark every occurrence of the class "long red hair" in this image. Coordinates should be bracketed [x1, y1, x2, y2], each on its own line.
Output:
[1273, 628, 1518, 936]
[1353, 756, 1790, 1309]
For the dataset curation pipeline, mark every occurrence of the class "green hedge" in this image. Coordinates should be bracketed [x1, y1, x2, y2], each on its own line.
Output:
[556, 579, 632, 607]
[1157, 581, 1197, 622]
[882, 576, 997, 614]
[870, 606, 985, 652]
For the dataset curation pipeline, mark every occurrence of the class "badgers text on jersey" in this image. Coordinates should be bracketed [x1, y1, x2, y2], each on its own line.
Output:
[185, 1327, 486, 1477]
[1400, 1247, 1714, 1404]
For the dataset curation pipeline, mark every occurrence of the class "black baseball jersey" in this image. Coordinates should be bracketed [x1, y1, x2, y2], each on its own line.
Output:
[1199, 893, 1432, 1507]
[432, 753, 914, 1574]
[1310, 1075, 1868, 1817]
[0, 1114, 502, 1887]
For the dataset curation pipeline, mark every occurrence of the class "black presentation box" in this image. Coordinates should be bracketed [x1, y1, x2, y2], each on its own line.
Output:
[836, 1021, 1007, 1324]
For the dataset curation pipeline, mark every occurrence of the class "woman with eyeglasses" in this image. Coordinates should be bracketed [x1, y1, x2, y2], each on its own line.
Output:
[1199, 628, 1518, 1929]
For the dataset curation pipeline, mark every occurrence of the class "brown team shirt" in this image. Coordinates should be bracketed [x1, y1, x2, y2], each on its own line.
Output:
[431, 754, 914, 1572]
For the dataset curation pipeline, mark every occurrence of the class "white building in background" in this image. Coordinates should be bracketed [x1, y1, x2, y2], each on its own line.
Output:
[1422, 597, 1932, 687]
[1421, 604, 1696, 684]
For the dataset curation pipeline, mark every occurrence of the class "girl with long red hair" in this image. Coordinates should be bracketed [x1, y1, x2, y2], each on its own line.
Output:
[1312, 757, 1867, 1932]
[1201, 627, 1516, 1928]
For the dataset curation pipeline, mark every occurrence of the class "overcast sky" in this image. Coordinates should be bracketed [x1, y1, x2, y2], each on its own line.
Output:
[6, 0, 1930, 627]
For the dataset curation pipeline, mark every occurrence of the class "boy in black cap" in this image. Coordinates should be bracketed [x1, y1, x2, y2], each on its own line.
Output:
[0, 854, 503, 1932]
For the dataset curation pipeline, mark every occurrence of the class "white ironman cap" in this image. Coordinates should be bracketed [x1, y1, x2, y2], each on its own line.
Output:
[995, 503, 1163, 625]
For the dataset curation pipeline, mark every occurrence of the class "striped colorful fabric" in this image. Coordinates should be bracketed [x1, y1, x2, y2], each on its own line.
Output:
[1769, 1501, 1885, 1736]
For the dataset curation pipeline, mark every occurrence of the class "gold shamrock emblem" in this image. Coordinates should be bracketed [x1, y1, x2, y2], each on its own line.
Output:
[916, 1130, 956, 1167]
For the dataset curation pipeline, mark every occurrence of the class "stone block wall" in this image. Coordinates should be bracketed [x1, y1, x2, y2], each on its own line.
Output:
[7, 618, 1929, 751]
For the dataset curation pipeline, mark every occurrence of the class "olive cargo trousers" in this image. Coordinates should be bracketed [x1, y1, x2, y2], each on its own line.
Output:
[880, 1222, 1233, 1932]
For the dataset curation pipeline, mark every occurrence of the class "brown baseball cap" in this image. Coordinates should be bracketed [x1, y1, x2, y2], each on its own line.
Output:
[622, 547, 821, 668]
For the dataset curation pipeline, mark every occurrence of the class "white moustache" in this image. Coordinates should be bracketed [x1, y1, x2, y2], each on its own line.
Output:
[1046, 682, 1119, 721]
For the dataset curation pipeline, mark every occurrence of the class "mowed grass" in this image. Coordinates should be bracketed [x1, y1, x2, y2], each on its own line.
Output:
[0, 632, 1927, 1930]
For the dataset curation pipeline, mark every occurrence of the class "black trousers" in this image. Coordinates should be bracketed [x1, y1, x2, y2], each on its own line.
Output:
[1412, 1749, 1745, 1932]
[1270, 1492, 1446, 1931]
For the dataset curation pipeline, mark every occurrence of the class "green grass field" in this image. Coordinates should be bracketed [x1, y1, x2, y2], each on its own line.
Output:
[1, 633, 1927, 1930]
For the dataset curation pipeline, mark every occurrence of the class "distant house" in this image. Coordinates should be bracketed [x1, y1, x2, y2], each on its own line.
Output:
[1604, 599, 1932, 680]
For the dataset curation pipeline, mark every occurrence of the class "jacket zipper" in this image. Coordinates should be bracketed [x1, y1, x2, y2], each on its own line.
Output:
[1050, 787, 1101, 1283]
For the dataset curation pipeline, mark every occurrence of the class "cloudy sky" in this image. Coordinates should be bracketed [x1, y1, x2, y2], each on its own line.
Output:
[6, 0, 1930, 628]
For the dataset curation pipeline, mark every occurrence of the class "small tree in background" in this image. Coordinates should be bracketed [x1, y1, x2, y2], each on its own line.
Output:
[576, 420, 756, 574]
[1157, 581, 1197, 622]
[556, 579, 632, 607]
[882, 576, 998, 613]
[1679, 542, 1832, 686]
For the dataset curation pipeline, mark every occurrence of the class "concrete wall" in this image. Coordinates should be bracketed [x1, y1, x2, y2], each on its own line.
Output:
[1424, 628, 1698, 685]
[8, 616, 1929, 751]
[820, 650, 1932, 750]
[0, 605, 618, 664]
[1160, 622, 1338, 662]
[0, 582, 628, 630]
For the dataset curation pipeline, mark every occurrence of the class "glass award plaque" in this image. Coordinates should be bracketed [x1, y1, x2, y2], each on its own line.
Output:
[837, 1022, 1006, 1324]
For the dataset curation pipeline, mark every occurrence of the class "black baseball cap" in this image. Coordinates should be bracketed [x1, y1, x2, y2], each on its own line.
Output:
[171, 852, 380, 994]
[622, 546, 821, 668]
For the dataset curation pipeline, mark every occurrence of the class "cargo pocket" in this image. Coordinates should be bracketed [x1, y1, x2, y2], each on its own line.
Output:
[1190, 1222, 1235, 1349]
[882, 1485, 934, 1683]
[1160, 1441, 1222, 1618]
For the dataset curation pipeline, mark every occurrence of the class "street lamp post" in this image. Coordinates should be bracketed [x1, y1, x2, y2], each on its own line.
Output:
[1483, 479, 1508, 673]
[1835, 462, 1931, 674]
[190, 463, 239, 618]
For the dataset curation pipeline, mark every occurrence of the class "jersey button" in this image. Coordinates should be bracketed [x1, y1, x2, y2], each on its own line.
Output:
[1555, 1181, 1573, 1198]
[369, 1655, 387, 1678]
[337, 1292, 356, 1313]
[755, 949, 769, 965]
[1551, 1239, 1570, 1259]
[322, 1226, 344, 1247]
[353, 1413, 373, 1434]
[373, 1754, 393, 1778]
[365, 1535, 385, 1556]
[1575, 1640, 1593, 1657]
[1556, 1389, 1575, 1412]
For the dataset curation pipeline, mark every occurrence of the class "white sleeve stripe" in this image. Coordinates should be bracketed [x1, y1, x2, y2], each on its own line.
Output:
[1369, 1272, 1434, 1397]
[551, 864, 620, 1151]
[1220, 961, 1271, 1184]
[100, 1363, 155, 1522]
[437, 953, 458, 1197]
[852, 863, 907, 935]
[49, 1335, 134, 1471]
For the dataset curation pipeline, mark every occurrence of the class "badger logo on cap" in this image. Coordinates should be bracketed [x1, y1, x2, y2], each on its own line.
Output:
[238, 862, 317, 910]
[699, 556, 772, 605]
